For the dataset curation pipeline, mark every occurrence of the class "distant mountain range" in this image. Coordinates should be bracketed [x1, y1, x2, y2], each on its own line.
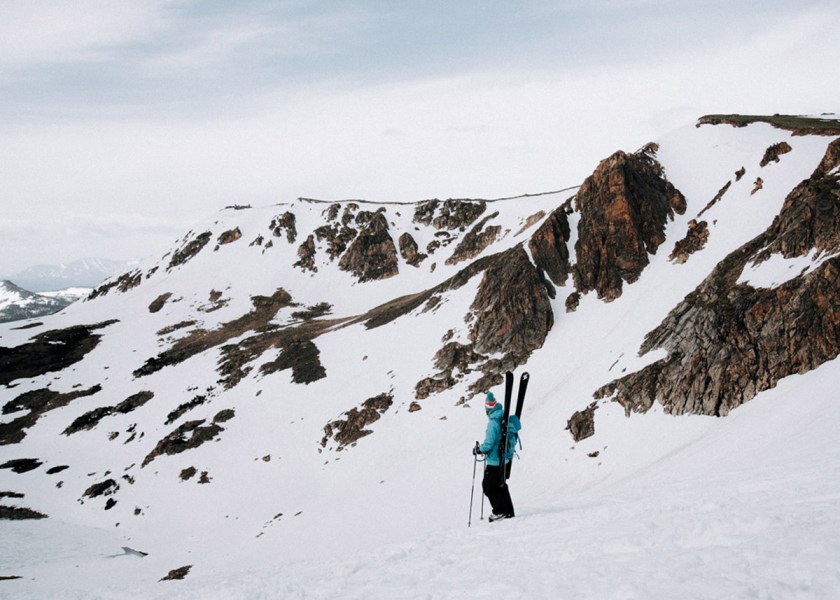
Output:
[1, 258, 134, 292]
[0, 280, 84, 323]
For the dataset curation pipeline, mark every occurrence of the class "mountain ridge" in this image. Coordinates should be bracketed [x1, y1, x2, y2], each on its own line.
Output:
[1, 115, 838, 596]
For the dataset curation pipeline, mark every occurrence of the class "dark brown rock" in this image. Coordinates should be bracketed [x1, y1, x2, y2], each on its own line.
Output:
[760, 142, 793, 167]
[142, 416, 228, 467]
[573, 144, 686, 301]
[216, 228, 242, 246]
[321, 393, 393, 450]
[148, 292, 172, 313]
[89, 270, 143, 299]
[567, 403, 597, 441]
[751, 177, 764, 195]
[399, 232, 427, 267]
[0, 458, 42, 473]
[413, 199, 487, 230]
[670, 220, 710, 263]
[446, 212, 501, 265]
[295, 235, 318, 272]
[595, 140, 840, 417]
[469, 245, 554, 361]
[565, 292, 581, 313]
[160, 565, 192, 581]
[338, 211, 399, 282]
[167, 231, 212, 271]
[735, 167, 746, 181]
[529, 201, 573, 286]
[698, 181, 731, 218]
[1, 386, 102, 445]
[270, 212, 297, 243]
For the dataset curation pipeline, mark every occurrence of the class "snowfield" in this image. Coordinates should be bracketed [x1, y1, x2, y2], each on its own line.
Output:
[1, 119, 839, 599]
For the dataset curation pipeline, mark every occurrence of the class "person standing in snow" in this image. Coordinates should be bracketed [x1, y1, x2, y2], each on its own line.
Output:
[473, 391, 515, 522]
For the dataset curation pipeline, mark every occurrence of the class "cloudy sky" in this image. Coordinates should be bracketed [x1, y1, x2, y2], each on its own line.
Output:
[1, 0, 838, 275]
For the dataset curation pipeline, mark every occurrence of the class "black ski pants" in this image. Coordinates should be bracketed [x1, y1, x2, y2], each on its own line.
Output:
[482, 463, 514, 516]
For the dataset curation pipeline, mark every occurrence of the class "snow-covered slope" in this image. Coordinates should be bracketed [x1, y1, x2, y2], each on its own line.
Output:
[1, 116, 838, 598]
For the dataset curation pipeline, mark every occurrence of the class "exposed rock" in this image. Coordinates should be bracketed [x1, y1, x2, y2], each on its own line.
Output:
[565, 292, 581, 313]
[697, 114, 840, 136]
[469, 245, 554, 362]
[751, 178, 764, 195]
[445, 212, 501, 265]
[0, 505, 47, 520]
[595, 140, 840, 417]
[160, 565, 192, 581]
[259, 339, 326, 384]
[1, 386, 101, 445]
[216, 228, 242, 247]
[321, 393, 393, 450]
[698, 181, 731, 218]
[63, 391, 154, 435]
[567, 403, 597, 442]
[338, 211, 399, 282]
[0, 458, 42, 473]
[270, 212, 297, 243]
[180, 466, 198, 481]
[399, 232, 427, 267]
[760, 142, 793, 167]
[167, 231, 212, 271]
[413, 199, 487, 230]
[88, 270, 143, 299]
[414, 372, 458, 400]
[294, 235, 318, 272]
[315, 221, 358, 261]
[291, 303, 332, 321]
[408, 402, 422, 412]
[0, 320, 116, 387]
[143, 409, 233, 466]
[517, 211, 546, 236]
[165, 395, 207, 425]
[529, 201, 573, 286]
[148, 293, 172, 313]
[83, 478, 119, 499]
[735, 167, 746, 181]
[669, 220, 710, 263]
[573, 144, 686, 301]
[754, 137, 840, 258]
[134, 289, 293, 378]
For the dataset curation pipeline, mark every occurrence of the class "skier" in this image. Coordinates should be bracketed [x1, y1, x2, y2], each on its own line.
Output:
[473, 391, 515, 522]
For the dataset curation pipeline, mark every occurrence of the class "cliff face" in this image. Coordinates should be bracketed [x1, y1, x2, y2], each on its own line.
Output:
[572, 144, 687, 301]
[595, 138, 840, 417]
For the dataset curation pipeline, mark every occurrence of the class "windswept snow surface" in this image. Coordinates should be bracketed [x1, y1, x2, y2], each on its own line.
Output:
[1, 121, 839, 598]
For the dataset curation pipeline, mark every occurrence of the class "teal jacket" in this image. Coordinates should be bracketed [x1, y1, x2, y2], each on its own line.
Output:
[479, 403, 521, 466]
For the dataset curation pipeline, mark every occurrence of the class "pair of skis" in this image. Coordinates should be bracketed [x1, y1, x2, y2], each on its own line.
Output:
[499, 370, 528, 486]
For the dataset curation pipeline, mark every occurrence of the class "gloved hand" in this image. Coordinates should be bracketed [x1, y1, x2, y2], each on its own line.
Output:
[472, 441, 482, 456]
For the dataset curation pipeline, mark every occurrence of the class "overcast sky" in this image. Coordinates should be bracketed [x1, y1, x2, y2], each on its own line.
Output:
[1, 0, 838, 275]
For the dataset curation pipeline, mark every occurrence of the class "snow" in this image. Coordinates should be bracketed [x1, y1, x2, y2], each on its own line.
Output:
[739, 249, 838, 289]
[1, 119, 839, 599]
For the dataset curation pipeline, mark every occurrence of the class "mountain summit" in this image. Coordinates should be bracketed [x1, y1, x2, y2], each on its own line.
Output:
[1, 115, 839, 597]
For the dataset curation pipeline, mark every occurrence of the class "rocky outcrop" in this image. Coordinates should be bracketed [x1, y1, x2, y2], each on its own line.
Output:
[338, 211, 399, 282]
[320, 393, 393, 450]
[445, 213, 501, 265]
[88, 270, 143, 299]
[698, 181, 731, 218]
[469, 245, 553, 362]
[751, 178, 764, 195]
[760, 142, 793, 167]
[295, 235, 317, 272]
[528, 201, 573, 286]
[573, 144, 686, 301]
[143, 409, 234, 466]
[168, 232, 212, 271]
[669, 220, 709, 263]
[148, 292, 172, 313]
[413, 199, 486, 230]
[567, 402, 597, 442]
[215, 228, 242, 248]
[697, 114, 840, 136]
[0, 321, 117, 387]
[259, 339, 326, 384]
[270, 212, 297, 243]
[399, 232, 427, 267]
[595, 139, 840, 417]
[63, 391, 154, 435]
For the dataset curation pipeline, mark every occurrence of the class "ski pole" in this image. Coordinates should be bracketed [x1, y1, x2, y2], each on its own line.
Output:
[468, 452, 479, 527]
